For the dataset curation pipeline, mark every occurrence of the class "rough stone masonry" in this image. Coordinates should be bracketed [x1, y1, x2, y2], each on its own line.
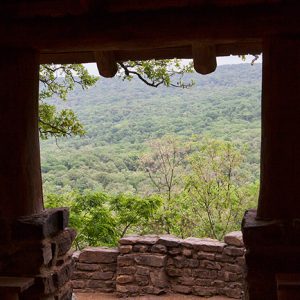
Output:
[72, 231, 245, 299]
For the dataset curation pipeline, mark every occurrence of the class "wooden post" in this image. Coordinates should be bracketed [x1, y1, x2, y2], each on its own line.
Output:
[95, 51, 118, 78]
[192, 43, 217, 75]
[0, 49, 43, 221]
[257, 37, 300, 219]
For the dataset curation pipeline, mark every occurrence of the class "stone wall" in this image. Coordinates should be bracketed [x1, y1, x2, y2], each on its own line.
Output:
[72, 231, 245, 299]
[0, 208, 76, 300]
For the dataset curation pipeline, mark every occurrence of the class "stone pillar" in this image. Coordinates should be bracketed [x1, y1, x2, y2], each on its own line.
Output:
[242, 37, 300, 300]
[0, 48, 43, 221]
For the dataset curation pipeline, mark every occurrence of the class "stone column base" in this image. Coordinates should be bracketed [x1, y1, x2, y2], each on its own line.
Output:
[0, 208, 76, 300]
[242, 209, 300, 300]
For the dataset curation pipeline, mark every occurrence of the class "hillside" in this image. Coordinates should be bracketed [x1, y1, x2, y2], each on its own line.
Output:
[41, 63, 262, 194]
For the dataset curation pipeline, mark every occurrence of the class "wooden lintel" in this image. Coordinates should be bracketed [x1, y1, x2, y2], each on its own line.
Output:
[0, 4, 299, 53]
[40, 42, 262, 65]
[95, 51, 118, 78]
[193, 44, 217, 75]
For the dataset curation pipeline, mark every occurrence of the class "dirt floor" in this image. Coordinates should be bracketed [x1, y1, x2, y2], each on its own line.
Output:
[74, 293, 235, 300]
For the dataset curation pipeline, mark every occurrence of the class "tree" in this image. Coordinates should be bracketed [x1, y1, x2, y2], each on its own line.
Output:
[39, 60, 194, 139]
[45, 191, 161, 249]
[139, 135, 189, 233]
[185, 138, 258, 240]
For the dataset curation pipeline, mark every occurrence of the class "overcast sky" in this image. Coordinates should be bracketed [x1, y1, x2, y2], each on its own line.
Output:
[84, 55, 262, 76]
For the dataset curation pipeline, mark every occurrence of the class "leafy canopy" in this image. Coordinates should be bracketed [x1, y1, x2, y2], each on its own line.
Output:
[39, 60, 194, 139]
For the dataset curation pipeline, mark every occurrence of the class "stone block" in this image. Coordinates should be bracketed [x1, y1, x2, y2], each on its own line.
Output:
[195, 278, 213, 286]
[71, 280, 85, 289]
[118, 255, 135, 267]
[178, 276, 195, 286]
[182, 248, 193, 257]
[172, 284, 192, 294]
[193, 269, 217, 279]
[200, 260, 221, 270]
[91, 271, 114, 280]
[72, 271, 91, 280]
[119, 235, 140, 245]
[53, 228, 76, 257]
[137, 235, 159, 245]
[119, 245, 132, 254]
[215, 253, 236, 263]
[212, 280, 225, 288]
[224, 263, 244, 274]
[168, 247, 182, 256]
[193, 286, 217, 296]
[101, 263, 117, 272]
[222, 286, 243, 299]
[134, 254, 167, 267]
[118, 266, 136, 275]
[13, 208, 69, 240]
[116, 275, 134, 284]
[224, 231, 244, 247]
[150, 270, 168, 288]
[133, 244, 149, 253]
[79, 247, 119, 263]
[136, 266, 150, 276]
[166, 266, 183, 277]
[157, 235, 182, 247]
[197, 251, 215, 261]
[116, 284, 139, 294]
[223, 246, 245, 257]
[141, 286, 166, 295]
[76, 263, 99, 272]
[151, 244, 167, 254]
[182, 237, 225, 253]
[53, 259, 75, 288]
[135, 274, 149, 286]
[9, 242, 53, 274]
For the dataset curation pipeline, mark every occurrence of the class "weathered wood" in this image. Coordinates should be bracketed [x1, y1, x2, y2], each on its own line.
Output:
[0, 4, 298, 52]
[95, 51, 118, 78]
[257, 37, 300, 219]
[40, 42, 261, 64]
[0, 0, 283, 18]
[0, 49, 43, 221]
[193, 43, 217, 75]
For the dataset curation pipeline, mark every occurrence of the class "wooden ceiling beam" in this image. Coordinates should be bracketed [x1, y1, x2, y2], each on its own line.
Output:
[40, 43, 261, 65]
[0, 4, 298, 53]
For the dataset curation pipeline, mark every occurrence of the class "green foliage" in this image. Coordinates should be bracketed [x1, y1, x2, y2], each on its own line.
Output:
[119, 59, 194, 88]
[39, 60, 194, 139]
[41, 63, 261, 245]
[39, 64, 98, 138]
[45, 191, 162, 249]
[185, 138, 257, 240]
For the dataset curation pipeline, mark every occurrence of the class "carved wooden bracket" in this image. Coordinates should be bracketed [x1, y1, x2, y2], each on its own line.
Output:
[95, 51, 118, 78]
[192, 43, 217, 75]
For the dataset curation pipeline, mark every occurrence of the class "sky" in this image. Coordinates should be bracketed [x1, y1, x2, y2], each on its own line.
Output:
[84, 55, 262, 76]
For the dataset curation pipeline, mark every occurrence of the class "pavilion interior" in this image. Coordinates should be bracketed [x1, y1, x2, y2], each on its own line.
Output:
[0, 0, 299, 299]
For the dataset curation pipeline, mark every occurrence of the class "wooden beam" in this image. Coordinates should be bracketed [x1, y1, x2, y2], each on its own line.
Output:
[0, 49, 43, 221]
[40, 42, 261, 64]
[193, 44, 217, 75]
[257, 37, 300, 219]
[0, 3, 298, 53]
[95, 51, 118, 77]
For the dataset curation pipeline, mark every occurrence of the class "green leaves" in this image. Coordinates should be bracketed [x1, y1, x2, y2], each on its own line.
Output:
[118, 59, 194, 88]
[39, 64, 98, 139]
[45, 191, 162, 249]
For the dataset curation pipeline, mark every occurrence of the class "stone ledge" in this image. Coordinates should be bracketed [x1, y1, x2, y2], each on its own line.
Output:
[13, 208, 69, 240]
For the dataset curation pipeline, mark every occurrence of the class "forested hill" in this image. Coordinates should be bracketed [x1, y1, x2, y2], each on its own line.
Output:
[41, 63, 262, 194]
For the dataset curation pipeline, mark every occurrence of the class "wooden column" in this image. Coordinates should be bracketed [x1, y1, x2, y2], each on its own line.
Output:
[0, 49, 43, 221]
[257, 37, 300, 219]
